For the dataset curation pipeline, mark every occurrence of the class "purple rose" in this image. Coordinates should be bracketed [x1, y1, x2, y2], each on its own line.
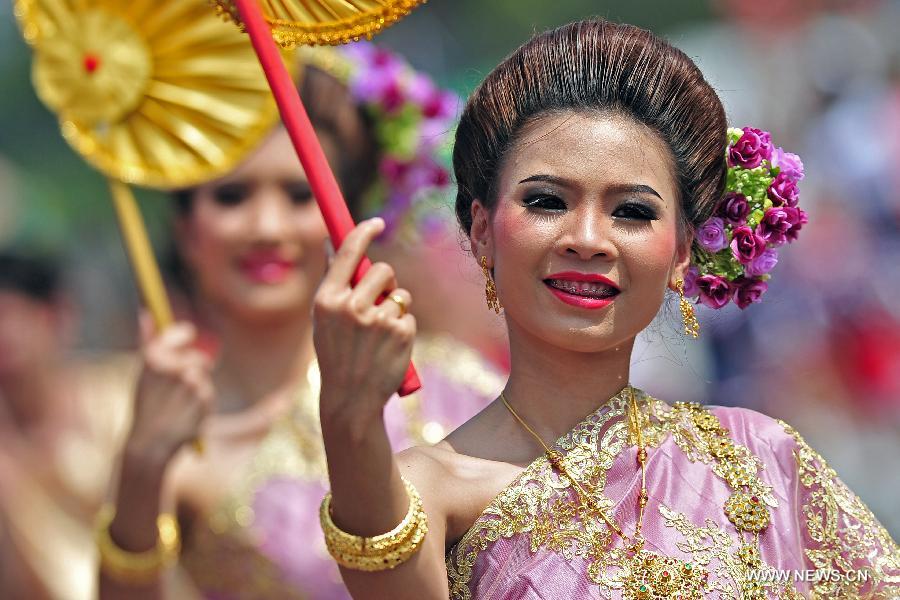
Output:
[730, 226, 767, 264]
[683, 266, 700, 298]
[697, 217, 728, 252]
[727, 127, 773, 169]
[784, 207, 808, 243]
[696, 275, 732, 309]
[767, 172, 799, 207]
[379, 80, 406, 113]
[771, 147, 805, 182]
[733, 277, 768, 309]
[756, 207, 793, 246]
[745, 249, 779, 277]
[716, 192, 751, 225]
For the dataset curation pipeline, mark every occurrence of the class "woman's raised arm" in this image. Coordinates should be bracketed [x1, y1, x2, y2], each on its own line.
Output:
[313, 218, 449, 599]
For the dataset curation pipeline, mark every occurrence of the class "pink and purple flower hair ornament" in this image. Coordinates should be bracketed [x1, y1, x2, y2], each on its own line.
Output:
[688, 127, 807, 310]
[300, 42, 460, 243]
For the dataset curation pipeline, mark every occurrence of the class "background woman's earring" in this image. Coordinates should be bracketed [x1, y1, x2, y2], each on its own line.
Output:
[481, 256, 502, 314]
[675, 278, 700, 339]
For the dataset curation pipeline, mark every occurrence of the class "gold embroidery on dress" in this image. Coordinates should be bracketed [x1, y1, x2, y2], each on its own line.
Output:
[446, 394, 798, 599]
[779, 420, 900, 599]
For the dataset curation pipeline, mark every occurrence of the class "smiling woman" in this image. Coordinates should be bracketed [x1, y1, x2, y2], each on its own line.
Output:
[311, 18, 899, 600]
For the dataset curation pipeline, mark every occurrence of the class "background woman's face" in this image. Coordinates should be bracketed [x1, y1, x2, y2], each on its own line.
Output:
[178, 128, 330, 323]
[472, 111, 690, 353]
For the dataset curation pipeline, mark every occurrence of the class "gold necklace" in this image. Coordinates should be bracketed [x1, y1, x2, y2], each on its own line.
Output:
[501, 386, 710, 600]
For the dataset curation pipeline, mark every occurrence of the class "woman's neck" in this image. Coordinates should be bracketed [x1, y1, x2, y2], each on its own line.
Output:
[502, 324, 633, 444]
[208, 313, 316, 414]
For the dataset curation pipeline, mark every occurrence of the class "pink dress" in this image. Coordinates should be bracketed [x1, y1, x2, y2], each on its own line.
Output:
[180, 335, 504, 599]
[447, 389, 900, 599]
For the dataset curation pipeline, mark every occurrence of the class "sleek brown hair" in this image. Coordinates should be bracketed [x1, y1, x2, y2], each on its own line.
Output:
[454, 19, 727, 239]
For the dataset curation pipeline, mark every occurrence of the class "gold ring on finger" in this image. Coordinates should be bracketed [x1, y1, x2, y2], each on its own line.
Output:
[387, 293, 408, 317]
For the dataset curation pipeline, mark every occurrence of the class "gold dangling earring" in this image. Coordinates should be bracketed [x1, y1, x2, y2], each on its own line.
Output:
[675, 278, 700, 339]
[481, 256, 502, 314]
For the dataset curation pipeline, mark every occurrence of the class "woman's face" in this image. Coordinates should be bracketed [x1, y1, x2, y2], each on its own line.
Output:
[470, 111, 691, 353]
[177, 128, 330, 323]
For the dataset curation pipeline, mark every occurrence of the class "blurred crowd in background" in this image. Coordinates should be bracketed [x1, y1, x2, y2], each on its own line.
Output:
[1, 0, 897, 575]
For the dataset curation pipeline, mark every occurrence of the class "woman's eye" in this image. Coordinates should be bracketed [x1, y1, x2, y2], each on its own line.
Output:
[212, 184, 248, 207]
[285, 184, 314, 205]
[523, 194, 567, 211]
[614, 202, 659, 221]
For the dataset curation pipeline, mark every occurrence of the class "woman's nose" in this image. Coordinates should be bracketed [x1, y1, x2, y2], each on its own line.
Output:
[561, 209, 617, 261]
[248, 192, 292, 241]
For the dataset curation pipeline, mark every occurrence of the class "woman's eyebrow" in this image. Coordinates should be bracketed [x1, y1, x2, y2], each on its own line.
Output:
[608, 183, 663, 200]
[518, 174, 574, 187]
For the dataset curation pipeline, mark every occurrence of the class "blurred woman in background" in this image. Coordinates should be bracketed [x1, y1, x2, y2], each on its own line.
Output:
[0, 251, 133, 599]
[99, 45, 503, 600]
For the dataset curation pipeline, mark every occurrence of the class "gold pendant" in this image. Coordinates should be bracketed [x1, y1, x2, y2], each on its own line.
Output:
[623, 550, 709, 600]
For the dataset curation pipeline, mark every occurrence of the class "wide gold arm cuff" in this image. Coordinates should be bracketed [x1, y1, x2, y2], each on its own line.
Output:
[320, 476, 428, 571]
[95, 504, 180, 585]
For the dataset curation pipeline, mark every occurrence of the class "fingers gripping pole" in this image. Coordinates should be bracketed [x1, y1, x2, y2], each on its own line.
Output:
[232, 0, 421, 396]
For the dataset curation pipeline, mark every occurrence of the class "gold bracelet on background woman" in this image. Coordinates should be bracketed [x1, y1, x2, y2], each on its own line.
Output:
[95, 504, 181, 585]
[320, 476, 428, 571]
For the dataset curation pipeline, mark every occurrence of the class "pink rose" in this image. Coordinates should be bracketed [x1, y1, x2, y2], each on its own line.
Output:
[771, 147, 805, 182]
[727, 127, 773, 169]
[756, 207, 793, 246]
[697, 275, 732, 309]
[767, 172, 799, 207]
[745, 249, 779, 277]
[730, 226, 767, 264]
[697, 218, 728, 252]
[683, 266, 700, 298]
[784, 207, 808, 243]
[733, 277, 768, 309]
[717, 192, 751, 225]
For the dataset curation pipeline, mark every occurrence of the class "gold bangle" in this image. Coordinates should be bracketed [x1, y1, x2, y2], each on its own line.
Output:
[320, 477, 428, 571]
[95, 504, 181, 585]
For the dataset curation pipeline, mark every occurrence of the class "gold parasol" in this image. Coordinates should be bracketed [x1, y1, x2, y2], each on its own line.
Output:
[14, 0, 287, 328]
[210, 0, 425, 47]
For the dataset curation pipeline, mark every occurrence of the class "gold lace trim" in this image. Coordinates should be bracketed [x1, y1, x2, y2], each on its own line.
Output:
[778, 420, 900, 599]
[446, 396, 800, 599]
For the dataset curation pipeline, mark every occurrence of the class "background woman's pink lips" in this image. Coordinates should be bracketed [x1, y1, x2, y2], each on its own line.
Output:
[238, 253, 296, 283]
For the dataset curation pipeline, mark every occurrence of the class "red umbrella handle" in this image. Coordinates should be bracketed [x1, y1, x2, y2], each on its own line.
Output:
[233, 0, 421, 396]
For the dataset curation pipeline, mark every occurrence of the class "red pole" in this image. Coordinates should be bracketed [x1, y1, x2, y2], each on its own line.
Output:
[233, 0, 421, 396]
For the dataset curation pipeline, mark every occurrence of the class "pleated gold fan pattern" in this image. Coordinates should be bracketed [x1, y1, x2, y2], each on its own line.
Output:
[14, 0, 287, 188]
[211, 0, 424, 47]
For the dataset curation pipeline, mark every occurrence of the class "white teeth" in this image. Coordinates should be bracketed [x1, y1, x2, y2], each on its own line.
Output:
[548, 279, 617, 297]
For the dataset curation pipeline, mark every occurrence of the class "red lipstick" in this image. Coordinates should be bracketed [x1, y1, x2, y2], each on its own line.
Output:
[238, 250, 296, 284]
[543, 271, 620, 310]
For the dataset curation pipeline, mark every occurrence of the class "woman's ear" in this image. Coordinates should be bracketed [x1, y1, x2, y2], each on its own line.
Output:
[469, 200, 494, 265]
[670, 231, 694, 289]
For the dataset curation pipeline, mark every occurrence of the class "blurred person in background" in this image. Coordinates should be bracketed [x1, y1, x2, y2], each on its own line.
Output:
[100, 45, 504, 600]
[0, 251, 133, 599]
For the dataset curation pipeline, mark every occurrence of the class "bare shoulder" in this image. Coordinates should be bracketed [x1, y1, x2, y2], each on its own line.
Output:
[396, 401, 534, 544]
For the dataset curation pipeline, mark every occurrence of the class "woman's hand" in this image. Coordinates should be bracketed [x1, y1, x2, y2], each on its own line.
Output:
[313, 218, 416, 433]
[126, 320, 214, 470]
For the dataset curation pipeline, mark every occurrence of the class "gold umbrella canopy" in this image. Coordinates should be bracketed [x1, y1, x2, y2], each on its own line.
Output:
[211, 0, 425, 48]
[14, 0, 287, 189]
